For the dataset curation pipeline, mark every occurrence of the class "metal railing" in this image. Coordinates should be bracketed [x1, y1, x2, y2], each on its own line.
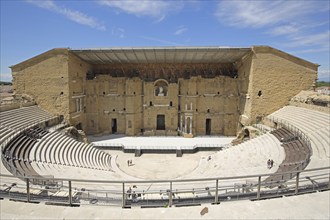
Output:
[264, 116, 313, 171]
[1, 166, 329, 208]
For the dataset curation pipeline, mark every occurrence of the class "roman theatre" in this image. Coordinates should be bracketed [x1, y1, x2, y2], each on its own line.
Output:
[1, 46, 329, 217]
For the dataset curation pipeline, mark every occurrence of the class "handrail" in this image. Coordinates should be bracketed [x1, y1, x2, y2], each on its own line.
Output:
[0, 166, 329, 208]
[1, 166, 328, 184]
[263, 116, 313, 174]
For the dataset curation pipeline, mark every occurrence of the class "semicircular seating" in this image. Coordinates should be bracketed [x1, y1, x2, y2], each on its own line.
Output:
[31, 131, 112, 171]
[0, 106, 112, 179]
[269, 106, 330, 166]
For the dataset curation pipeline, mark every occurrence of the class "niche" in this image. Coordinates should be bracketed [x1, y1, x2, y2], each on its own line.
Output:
[154, 79, 168, 96]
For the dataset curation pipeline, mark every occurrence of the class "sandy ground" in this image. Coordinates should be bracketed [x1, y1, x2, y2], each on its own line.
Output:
[108, 150, 211, 180]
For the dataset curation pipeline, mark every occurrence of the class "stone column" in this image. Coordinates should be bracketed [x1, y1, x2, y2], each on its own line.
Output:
[79, 98, 82, 112]
[190, 117, 192, 134]
[76, 99, 79, 112]
[184, 117, 187, 133]
[180, 115, 183, 132]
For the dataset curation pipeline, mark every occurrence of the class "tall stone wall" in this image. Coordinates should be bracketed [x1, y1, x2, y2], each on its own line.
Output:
[143, 80, 179, 136]
[10, 46, 318, 137]
[67, 52, 92, 130]
[245, 46, 317, 124]
[80, 73, 240, 136]
[236, 52, 253, 127]
[179, 76, 239, 136]
[11, 49, 70, 120]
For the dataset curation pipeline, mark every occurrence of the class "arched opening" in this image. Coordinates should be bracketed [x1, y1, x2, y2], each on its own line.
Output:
[244, 129, 250, 138]
[154, 79, 168, 96]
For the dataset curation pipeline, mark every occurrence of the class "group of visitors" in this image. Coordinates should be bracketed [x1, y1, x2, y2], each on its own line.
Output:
[127, 159, 133, 166]
[126, 185, 139, 202]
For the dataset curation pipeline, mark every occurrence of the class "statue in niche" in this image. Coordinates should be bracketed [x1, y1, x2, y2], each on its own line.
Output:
[155, 80, 168, 96]
[158, 86, 164, 96]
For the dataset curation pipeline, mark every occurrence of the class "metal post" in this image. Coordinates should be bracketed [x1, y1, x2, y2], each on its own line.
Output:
[169, 181, 173, 207]
[257, 176, 261, 200]
[328, 172, 330, 189]
[295, 172, 300, 195]
[122, 182, 126, 208]
[214, 179, 219, 204]
[68, 181, 72, 206]
[26, 178, 30, 202]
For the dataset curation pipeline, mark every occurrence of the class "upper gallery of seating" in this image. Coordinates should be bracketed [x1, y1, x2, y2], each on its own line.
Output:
[268, 105, 330, 168]
[1, 105, 112, 178]
[0, 106, 59, 146]
[2, 126, 48, 177]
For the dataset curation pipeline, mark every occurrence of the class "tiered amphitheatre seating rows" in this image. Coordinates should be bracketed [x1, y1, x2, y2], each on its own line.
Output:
[271, 127, 297, 142]
[180, 133, 285, 180]
[269, 106, 330, 160]
[0, 106, 57, 130]
[2, 127, 48, 177]
[0, 106, 58, 150]
[0, 106, 58, 177]
[31, 131, 112, 171]
[264, 126, 312, 185]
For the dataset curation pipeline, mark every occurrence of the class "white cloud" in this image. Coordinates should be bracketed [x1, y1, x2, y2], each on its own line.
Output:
[174, 26, 188, 35]
[215, 1, 330, 51]
[268, 24, 300, 36]
[215, 1, 322, 28]
[289, 31, 330, 48]
[99, 0, 182, 21]
[26, 0, 106, 31]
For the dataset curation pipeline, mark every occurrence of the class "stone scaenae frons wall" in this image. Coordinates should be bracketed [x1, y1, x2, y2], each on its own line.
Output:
[10, 46, 318, 137]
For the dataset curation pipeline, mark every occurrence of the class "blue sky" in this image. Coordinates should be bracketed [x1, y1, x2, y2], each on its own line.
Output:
[1, 0, 329, 82]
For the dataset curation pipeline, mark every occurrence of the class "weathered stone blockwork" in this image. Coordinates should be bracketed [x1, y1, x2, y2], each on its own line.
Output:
[12, 49, 70, 120]
[10, 46, 318, 137]
[240, 47, 317, 125]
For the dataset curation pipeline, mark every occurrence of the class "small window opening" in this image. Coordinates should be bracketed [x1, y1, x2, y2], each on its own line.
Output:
[113, 109, 115, 112]
[258, 91, 262, 97]
[150, 101, 153, 106]
[196, 109, 198, 112]
[133, 92, 136, 95]
[123, 108, 126, 111]
[60, 92, 63, 95]
[170, 101, 173, 106]
[207, 109, 210, 113]
[103, 92, 105, 95]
